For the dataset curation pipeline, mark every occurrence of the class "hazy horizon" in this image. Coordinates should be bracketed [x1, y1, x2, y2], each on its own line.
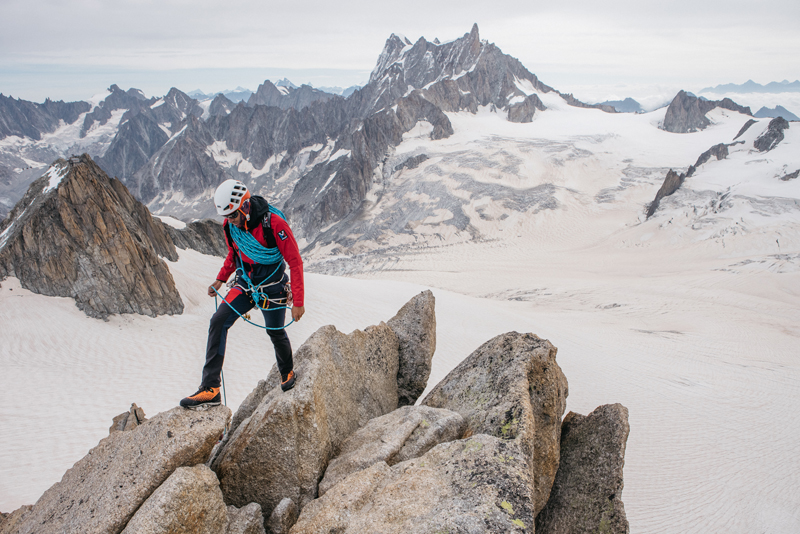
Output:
[2, 1, 798, 104]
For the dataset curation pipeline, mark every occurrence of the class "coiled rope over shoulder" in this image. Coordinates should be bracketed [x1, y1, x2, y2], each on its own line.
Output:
[214, 204, 294, 331]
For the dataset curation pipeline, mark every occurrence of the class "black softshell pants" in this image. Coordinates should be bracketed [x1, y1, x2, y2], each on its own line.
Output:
[201, 280, 292, 388]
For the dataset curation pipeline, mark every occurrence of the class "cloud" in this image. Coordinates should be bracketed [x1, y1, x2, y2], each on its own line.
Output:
[1, 0, 798, 101]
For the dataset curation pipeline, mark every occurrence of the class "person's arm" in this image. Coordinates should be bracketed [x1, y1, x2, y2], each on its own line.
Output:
[210, 221, 236, 297]
[272, 214, 305, 320]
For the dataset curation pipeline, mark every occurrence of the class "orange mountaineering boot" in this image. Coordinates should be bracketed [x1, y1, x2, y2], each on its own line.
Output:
[180, 385, 221, 409]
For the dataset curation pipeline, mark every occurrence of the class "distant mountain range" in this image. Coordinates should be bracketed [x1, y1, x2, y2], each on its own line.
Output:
[186, 80, 361, 103]
[187, 87, 253, 102]
[700, 80, 800, 94]
[598, 98, 644, 113]
[4, 23, 792, 260]
[754, 105, 799, 121]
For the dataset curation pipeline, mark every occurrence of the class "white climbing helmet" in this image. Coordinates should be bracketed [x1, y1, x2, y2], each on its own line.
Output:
[214, 179, 250, 216]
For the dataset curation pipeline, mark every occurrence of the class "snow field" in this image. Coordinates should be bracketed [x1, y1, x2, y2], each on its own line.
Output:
[1, 243, 799, 533]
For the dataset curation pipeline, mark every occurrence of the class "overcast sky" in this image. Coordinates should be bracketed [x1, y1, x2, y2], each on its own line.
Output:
[1, 0, 798, 104]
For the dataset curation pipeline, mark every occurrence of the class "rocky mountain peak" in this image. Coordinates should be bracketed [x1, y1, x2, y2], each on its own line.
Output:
[247, 79, 337, 111]
[81, 84, 156, 138]
[369, 24, 483, 92]
[0, 94, 90, 141]
[0, 154, 183, 318]
[662, 90, 752, 133]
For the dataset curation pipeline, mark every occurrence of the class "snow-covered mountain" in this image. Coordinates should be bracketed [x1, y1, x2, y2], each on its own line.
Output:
[1, 25, 798, 266]
[2, 25, 800, 534]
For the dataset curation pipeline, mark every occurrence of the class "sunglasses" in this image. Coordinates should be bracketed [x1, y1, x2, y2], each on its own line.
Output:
[226, 211, 241, 220]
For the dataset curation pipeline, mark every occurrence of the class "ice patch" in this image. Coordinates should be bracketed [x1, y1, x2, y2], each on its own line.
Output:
[513, 77, 539, 96]
[319, 172, 337, 195]
[42, 165, 68, 193]
[329, 149, 351, 162]
[151, 98, 165, 109]
[154, 215, 186, 230]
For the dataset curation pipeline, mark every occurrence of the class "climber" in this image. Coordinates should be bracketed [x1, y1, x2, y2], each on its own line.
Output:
[180, 179, 305, 409]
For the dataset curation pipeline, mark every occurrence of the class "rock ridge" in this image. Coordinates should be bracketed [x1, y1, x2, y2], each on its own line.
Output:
[0, 154, 184, 318]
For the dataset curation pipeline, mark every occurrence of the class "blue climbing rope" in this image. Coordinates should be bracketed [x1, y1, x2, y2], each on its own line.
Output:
[212, 205, 295, 331]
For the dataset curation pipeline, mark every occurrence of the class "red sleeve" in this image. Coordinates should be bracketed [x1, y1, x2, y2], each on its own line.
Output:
[216, 221, 237, 282]
[272, 213, 304, 307]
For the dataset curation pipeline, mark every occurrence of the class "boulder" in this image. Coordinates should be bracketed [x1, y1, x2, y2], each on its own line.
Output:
[121, 464, 227, 534]
[226, 503, 266, 534]
[387, 289, 436, 406]
[292, 434, 535, 534]
[265, 498, 297, 534]
[422, 331, 568, 515]
[536, 404, 630, 534]
[318, 405, 465, 496]
[211, 322, 401, 517]
[10, 406, 230, 534]
[109, 402, 147, 433]
[0, 506, 33, 534]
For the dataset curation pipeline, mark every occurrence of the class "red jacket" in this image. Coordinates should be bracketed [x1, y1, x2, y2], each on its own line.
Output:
[216, 199, 304, 307]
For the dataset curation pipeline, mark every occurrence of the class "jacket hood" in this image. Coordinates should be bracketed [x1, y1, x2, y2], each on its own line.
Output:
[245, 195, 271, 230]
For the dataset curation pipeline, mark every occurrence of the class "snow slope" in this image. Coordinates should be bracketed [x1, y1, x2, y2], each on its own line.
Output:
[2, 240, 799, 533]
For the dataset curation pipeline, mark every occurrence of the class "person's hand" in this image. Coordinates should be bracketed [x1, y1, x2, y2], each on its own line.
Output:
[208, 280, 223, 297]
[292, 306, 305, 322]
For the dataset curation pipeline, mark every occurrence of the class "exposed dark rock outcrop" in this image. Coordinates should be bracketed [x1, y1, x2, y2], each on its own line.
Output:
[508, 94, 547, 123]
[0, 94, 90, 141]
[646, 169, 685, 218]
[0, 154, 184, 318]
[733, 118, 757, 140]
[536, 404, 630, 534]
[754, 117, 790, 152]
[694, 143, 729, 167]
[394, 153, 428, 173]
[557, 92, 615, 113]
[780, 169, 799, 181]
[662, 90, 752, 133]
[161, 218, 228, 257]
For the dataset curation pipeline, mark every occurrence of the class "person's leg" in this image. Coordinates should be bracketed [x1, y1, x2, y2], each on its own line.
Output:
[201, 288, 254, 388]
[260, 287, 293, 381]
